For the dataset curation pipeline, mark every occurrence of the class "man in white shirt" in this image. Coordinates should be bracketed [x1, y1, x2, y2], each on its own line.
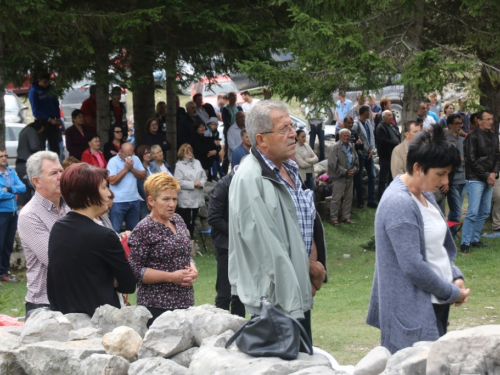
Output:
[417, 101, 436, 129]
[227, 112, 246, 163]
[241, 91, 260, 112]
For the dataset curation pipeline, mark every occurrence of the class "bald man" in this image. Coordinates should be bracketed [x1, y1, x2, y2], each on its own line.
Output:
[107, 142, 146, 232]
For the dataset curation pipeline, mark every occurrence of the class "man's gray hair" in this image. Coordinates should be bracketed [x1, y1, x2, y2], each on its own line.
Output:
[151, 144, 162, 154]
[382, 109, 392, 118]
[186, 101, 195, 109]
[26, 151, 59, 188]
[246, 100, 289, 146]
[339, 128, 351, 136]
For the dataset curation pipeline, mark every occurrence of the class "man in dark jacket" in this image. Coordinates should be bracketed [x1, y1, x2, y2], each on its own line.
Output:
[207, 170, 245, 317]
[461, 109, 500, 253]
[193, 93, 216, 124]
[376, 110, 401, 200]
[177, 101, 200, 152]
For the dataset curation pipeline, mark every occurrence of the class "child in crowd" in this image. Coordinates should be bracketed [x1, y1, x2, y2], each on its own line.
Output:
[204, 117, 224, 181]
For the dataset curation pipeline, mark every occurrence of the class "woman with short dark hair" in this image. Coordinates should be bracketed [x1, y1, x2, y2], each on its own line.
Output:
[103, 125, 124, 161]
[142, 118, 171, 157]
[367, 124, 470, 354]
[81, 134, 107, 168]
[65, 109, 92, 160]
[47, 163, 136, 316]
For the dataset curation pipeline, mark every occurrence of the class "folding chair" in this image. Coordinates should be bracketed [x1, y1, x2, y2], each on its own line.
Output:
[199, 228, 212, 252]
[446, 220, 463, 239]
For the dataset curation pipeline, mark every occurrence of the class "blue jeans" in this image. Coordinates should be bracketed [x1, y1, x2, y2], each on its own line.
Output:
[304, 173, 315, 197]
[139, 201, 149, 221]
[308, 120, 325, 161]
[447, 183, 466, 235]
[0, 212, 18, 276]
[110, 201, 141, 232]
[461, 181, 492, 245]
[354, 154, 376, 204]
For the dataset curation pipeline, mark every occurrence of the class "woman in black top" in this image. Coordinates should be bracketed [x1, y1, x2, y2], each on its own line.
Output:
[190, 119, 218, 180]
[103, 125, 124, 162]
[47, 163, 136, 316]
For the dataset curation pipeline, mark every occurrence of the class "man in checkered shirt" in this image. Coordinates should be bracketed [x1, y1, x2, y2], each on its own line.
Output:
[18, 151, 68, 316]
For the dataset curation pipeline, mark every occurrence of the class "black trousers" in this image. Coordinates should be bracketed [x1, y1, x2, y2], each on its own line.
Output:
[433, 303, 450, 337]
[215, 247, 245, 318]
[145, 306, 170, 328]
[378, 158, 393, 200]
[176, 207, 199, 238]
[25, 302, 50, 320]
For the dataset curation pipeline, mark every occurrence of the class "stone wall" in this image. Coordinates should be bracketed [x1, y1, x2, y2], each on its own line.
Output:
[2, 304, 498, 374]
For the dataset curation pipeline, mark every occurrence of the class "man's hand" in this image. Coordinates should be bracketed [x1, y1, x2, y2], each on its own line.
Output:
[346, 169, 354, 177]
[356, 139, 363, 144]
[440, 184, 449, 194]
[194, 181, 203, 188]
[124, 158, 134, 171]
[207, 150, 217, 157]
[487, 172, 496, 187]
[367, 151, 373, 160]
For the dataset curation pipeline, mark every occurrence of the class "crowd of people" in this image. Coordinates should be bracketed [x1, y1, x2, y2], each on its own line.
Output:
[0, 74, 498, 355]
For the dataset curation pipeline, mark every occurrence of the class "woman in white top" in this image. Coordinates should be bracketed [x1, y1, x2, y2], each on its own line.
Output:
[367, 124, 470, 354]
[294, 129, 319, 192]
[174, 143, 207, 241]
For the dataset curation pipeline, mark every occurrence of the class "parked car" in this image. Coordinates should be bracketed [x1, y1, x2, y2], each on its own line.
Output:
[5, 123, 25, 166]
[189, 76, 244, 107]
[6, 75, 32, 95]
[4, 91, 28, 124]
[59, 77, 127, 122]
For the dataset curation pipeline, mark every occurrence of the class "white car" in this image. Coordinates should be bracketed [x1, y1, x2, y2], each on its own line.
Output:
[5, 123, 25, 166]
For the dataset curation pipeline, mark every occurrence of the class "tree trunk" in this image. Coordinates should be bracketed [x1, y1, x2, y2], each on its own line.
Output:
[165, 52, 178, 165]
[478, 67, 500, 134]
[130, 35, 156, 151]
[94, 47, 111, 149]
[0, 32, 5, 149]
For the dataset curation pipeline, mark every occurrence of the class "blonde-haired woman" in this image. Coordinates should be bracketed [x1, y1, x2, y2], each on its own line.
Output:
[128, 173, 198, 327]
[174, 143, 207, 248]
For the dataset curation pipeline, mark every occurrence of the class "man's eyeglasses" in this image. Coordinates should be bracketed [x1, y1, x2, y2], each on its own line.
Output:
[260, 123, 298, 135]
[0, 155, 8, 158]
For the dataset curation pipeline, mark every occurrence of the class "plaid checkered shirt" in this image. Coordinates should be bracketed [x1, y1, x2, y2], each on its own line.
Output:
[256, 149, 316, 257]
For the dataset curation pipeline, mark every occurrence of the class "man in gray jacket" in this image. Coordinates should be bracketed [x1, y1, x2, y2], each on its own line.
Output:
[228, 100, 326, 343]
[352, 105, 377, 208]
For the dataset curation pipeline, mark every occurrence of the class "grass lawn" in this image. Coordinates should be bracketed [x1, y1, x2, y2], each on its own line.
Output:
[2, 206, 499, 365]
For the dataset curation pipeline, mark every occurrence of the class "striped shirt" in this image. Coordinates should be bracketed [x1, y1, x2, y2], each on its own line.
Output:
[18, 192, 68, 304]
[256, 149, 316, 257]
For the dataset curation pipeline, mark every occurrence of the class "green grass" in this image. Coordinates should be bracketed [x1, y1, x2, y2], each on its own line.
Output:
[1, 210, 500, 364]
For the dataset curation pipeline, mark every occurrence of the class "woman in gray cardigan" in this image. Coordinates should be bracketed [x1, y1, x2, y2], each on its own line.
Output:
[367, 124, 470, 354]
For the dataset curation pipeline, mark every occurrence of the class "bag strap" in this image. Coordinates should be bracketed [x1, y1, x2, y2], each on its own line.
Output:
[290, 316, 313, 355]
[225, 319, 252, 349]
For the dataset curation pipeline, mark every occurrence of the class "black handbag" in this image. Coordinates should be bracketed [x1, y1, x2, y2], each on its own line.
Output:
[225, 296, 313, 360]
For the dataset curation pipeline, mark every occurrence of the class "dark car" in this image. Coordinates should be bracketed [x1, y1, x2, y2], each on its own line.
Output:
[4, 91, 28, 124]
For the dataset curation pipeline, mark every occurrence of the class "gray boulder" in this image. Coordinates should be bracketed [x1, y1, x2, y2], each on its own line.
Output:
[382, 345, 428, 375]
[199, 329, 234, 348]
[426, 325, 500, 375]
[128, 357, 188, 375]
[187, 305, 246, 346]
[0, 350, 27, 375]
[138, 310, 194, 359]
[102, 326, 142, 361]
[90, 305, 152, 338]
[20, 309, 73, 345]
[187, 346, 331, 375]
[354, 346, 391, 375]
[290, 365, 337, 374]
[69, 327, 103, 341]
[79, 353, 129, 375]
[17, 338, 105, 375]
[169, 347, 199, 368]
[65, 313, 92, 330]
[0, 326, 23, 351]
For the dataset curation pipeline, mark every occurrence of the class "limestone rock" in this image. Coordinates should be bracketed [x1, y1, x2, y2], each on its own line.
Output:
[65, 313, 92, 330]
[335, 365, 355, 375]
[128, 357, 188, 375]
[0, 350, 27, 375]
[17, 338, 105, 375]
[69, 327, 103, 341]
[426, 325, 500, 375]
[382, 345, 428, 375]
[138, 310, 193, 359]
[0, 326, 24, 351]
[90, 305, 152, 338]
[102, 326, 142, 361]
[187, 305, 246, 346]
[290, 365, 337, 374]
[354, 346, 391, 375]
[199, 329, 234, 348]
[169, 347, 199, 368]
[20, 309, 73, 345]
[79, 353, 129, 375]
[187, 346, 331, 375]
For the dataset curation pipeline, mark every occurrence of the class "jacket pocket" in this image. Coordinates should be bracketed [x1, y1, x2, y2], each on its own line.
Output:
[389, 313, 421, 351]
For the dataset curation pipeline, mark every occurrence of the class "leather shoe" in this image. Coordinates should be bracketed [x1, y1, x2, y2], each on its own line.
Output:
[471, 241, 487, 248]
[343, 218, 355, 224]
[330, 220, 340, 226]
[460, 244, 470, 254]
[367, 202, 378, 208]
